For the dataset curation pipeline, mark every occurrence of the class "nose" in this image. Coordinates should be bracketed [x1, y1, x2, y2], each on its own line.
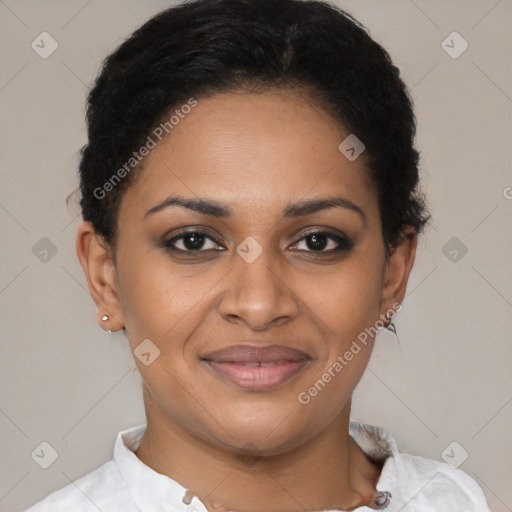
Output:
[217, 245, 300, 331]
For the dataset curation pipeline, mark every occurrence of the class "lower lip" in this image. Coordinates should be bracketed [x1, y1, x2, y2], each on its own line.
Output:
[204, 360, 308, 390]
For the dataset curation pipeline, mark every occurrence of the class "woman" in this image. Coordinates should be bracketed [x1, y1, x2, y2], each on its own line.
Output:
[26, 0, 490, 510]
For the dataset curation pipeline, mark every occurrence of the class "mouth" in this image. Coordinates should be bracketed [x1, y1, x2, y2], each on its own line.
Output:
[201, 344, 310, 391]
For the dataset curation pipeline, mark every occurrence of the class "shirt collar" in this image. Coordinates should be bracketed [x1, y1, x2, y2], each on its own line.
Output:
[113, 423, 202, 510]
[114, 420, 397, 511]
[349, 421, 398, 461]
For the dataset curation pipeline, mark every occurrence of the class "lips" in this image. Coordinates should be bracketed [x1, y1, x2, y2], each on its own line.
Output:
[201, 344, 310, 391]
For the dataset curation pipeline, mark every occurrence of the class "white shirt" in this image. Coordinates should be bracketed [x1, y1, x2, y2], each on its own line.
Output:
[25, 421, 490, 512]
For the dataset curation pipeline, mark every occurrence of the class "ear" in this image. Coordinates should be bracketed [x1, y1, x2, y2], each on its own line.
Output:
[379, 226, 418, 316]
[76, 221, 125, 332]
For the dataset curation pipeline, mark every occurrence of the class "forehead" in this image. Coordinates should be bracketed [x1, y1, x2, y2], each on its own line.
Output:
[119, 89, 378, 219]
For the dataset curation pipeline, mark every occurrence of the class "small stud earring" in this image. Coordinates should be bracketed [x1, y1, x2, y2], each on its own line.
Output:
[100, 314, 113, 333]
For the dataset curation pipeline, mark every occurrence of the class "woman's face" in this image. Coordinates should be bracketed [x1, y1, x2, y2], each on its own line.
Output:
[88, 89, 414, 455]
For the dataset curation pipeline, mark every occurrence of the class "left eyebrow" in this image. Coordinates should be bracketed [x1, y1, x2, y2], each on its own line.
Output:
[144, 195, 367, 226]
[283, 197, 367, 226]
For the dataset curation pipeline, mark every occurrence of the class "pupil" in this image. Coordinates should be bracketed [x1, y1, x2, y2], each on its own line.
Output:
[183, 232, 204, 250]
[307, 233, 327, 250]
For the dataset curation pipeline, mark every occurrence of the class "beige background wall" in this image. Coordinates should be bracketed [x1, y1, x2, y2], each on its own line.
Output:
[1, 1, 511, 510]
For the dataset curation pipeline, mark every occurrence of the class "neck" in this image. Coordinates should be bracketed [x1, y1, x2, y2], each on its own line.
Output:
[135, 387, 382, 511]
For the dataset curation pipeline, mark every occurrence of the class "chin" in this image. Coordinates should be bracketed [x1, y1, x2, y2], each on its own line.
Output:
[203, 404, 316, 455]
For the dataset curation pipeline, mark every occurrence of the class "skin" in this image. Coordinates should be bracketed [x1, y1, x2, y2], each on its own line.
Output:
[76, 88, 417, 512]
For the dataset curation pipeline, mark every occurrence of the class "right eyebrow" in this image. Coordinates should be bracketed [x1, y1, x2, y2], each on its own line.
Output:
[144, 196, 231, 219]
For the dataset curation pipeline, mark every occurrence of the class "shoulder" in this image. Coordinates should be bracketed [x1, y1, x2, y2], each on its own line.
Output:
[25, 424, 148, 512]
[389, 451, 490, 511]
[24, 460, 132, 512]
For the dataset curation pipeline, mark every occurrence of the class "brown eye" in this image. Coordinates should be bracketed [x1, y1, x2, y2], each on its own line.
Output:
[163, 231, 222, 252]
[293, 231, 354, 253]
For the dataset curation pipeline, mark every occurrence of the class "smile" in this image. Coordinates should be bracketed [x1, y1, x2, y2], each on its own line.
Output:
[201, 344, 310, 391]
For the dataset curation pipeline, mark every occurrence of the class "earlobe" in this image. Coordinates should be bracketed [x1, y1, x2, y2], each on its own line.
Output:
[379, 227, 418, 313]
[76, 221, 125, 332]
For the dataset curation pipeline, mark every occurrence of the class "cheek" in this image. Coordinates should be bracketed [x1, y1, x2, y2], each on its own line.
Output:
[300, 260, 381, 382]
[117, 253, 208, 343]
[118, 257, 222, 401]
[304, 257, 383, 340]
[276, 260, 382, 426]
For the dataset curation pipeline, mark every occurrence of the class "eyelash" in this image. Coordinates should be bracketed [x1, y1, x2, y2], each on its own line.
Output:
[162, 229, 354, 255]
